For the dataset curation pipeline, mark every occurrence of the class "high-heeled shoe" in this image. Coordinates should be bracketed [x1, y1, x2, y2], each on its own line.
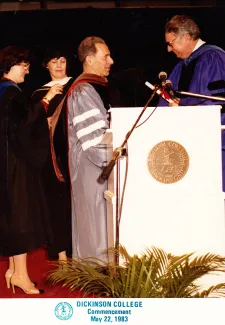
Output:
[5, 269, 37, 289]
[10, 275, 44, 295]
[5, 269, 14, 289]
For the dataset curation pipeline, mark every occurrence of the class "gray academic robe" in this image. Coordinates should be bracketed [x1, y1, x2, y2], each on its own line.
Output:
[67, 81, 109, 263]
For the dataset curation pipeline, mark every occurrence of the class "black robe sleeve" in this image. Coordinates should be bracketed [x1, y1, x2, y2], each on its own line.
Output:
[1, 85, 50, 170]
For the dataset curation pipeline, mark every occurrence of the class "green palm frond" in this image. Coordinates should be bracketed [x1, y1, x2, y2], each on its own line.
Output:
[193, 283, 225, 298]
[47, 245, 225, 298]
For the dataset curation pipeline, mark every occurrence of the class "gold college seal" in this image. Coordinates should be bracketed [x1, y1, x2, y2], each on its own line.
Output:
[147, 140, 189, 184]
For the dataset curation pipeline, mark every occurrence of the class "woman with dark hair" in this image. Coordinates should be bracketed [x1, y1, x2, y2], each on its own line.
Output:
[32, 46, 74, 263]
[0, 45, 63, 294]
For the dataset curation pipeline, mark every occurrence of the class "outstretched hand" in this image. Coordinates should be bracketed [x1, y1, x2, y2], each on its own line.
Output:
[168, 97, 180, 106]
[45, 84, 63, 102]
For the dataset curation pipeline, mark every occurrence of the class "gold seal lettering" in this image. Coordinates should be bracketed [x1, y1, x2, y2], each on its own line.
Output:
[147, 140, 189, 184]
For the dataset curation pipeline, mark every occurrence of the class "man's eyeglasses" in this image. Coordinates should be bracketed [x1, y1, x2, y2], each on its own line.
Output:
[165, 35, 179, 48]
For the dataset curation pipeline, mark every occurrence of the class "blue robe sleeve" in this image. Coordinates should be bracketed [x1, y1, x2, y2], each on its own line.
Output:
[164, 49, 225, 107]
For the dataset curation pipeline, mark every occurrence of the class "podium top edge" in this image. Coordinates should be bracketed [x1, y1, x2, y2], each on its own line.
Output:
[109, 105, 222, 110]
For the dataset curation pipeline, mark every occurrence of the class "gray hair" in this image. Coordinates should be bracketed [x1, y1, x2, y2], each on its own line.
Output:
[165, 15, 201, 40]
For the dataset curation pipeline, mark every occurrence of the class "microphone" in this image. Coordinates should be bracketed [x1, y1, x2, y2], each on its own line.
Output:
[164, 80, 176, 99]
[158, 71, 167, 88]
[145, 81, 173, 103]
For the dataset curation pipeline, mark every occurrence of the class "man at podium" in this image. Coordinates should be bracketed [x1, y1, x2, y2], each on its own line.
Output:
[67, 36, 114, 262]
[160, 14, 225, 191]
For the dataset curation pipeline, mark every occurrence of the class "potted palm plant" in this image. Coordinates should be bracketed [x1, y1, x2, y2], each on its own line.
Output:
[47, 246, 225, 298]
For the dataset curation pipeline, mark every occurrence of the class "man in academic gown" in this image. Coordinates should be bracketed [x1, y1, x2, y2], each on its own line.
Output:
[67, 36, 114, 262]
[159, 15, 225, 191]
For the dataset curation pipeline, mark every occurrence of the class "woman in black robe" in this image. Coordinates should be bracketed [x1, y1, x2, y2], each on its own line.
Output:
[32, 47, 74, 262]
[0, 45, 63, 294]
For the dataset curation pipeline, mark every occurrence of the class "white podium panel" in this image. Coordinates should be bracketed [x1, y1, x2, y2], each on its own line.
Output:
[105, 105, 225, 288]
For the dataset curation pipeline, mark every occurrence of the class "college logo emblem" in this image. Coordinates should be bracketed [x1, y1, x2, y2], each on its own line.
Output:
[54, 302, 73, 320]
[147, 140, 189, 184]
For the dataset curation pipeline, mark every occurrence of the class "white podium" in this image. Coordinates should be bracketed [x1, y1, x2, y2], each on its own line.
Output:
[104, 105, 225, 288]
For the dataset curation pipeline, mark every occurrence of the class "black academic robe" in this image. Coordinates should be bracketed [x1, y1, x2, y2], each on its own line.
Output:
[32, 77, 74, 259]
[0, 80, 52, 256]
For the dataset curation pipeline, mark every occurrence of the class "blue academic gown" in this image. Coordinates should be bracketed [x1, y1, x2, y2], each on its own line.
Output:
[159, 44, 225, 191]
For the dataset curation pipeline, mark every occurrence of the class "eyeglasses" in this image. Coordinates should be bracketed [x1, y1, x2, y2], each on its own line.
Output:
[165, 35, 179, 48]
[18, 62, 30, 69]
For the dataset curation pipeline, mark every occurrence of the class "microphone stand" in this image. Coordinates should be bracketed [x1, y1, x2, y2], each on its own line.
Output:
[99, 85, 160, 182]
[98, 85, 160, 267]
